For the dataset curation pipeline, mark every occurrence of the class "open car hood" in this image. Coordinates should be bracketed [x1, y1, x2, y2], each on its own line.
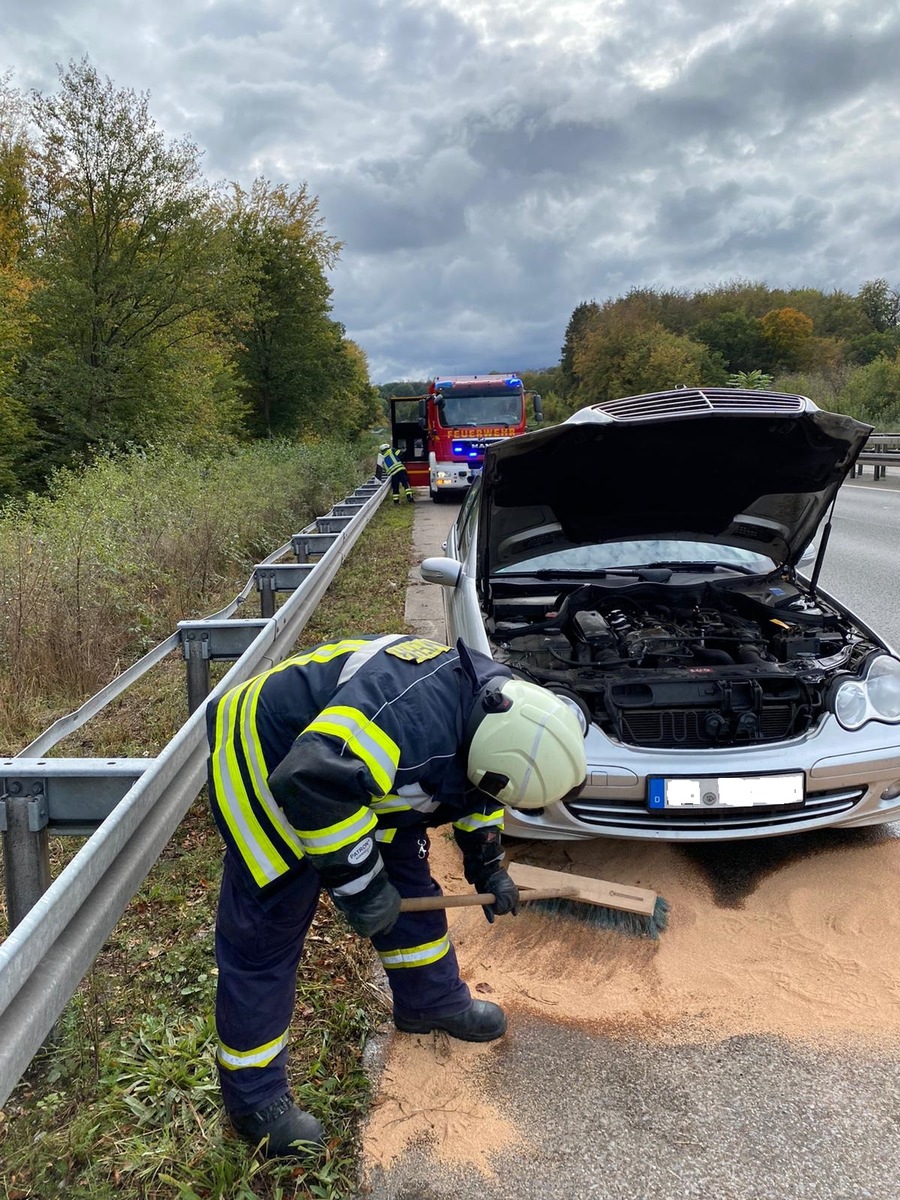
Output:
[478, 389, 872, 578]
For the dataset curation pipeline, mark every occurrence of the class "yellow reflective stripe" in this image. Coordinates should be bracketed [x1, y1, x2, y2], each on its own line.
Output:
[217, 1028, 290, 1070]
[452, 809, 505, 833]
[241, 674, 305, 861]
[295, 805, 377, 855]
[304, 705, 400, 795]
[375, 827, 398, 843]
[212, 683, 289, 887]
[243, 640, 370, 691]
[291, 640, 370, 667]
[378, 935, 451, 969]
[370, 794, 412, 814]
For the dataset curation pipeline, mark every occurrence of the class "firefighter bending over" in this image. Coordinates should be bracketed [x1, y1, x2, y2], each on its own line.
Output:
[376, 442, 414, 503]
[206, 635, 587, 1158]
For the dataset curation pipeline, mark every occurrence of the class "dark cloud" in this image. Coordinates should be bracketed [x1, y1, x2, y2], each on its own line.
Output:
[3, 0, 900, 378]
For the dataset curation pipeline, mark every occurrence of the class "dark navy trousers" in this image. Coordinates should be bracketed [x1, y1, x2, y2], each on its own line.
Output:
[214, 827, 471, 1115]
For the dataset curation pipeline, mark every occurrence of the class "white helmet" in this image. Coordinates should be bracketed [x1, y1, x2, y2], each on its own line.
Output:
[379, 443, 391, 452]
[465, 678, 587, 809]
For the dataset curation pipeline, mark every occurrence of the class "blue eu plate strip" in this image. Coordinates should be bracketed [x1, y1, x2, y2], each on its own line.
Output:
[648, 778, 666, 810]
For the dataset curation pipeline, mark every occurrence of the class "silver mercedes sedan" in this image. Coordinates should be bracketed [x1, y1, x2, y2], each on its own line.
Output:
[421, 387, 900, 842]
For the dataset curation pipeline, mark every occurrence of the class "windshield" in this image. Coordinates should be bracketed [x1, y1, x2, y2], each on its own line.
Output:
[494, 539, 776, 575]
[438, 392, 523, 428]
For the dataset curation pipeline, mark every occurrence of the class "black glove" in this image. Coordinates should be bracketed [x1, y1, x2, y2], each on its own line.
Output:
[457, 827, 519, 923]
[473, 867, 519, 924]
[331, 871, 401, 938]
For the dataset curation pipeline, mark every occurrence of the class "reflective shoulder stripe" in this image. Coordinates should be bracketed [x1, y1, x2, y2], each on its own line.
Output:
[292, 640, 370, 668]
[378, 934, 451, 969]
[246, 640, 370, 691]
[304, 705, 400, 795]
[337, 635, 406, 685]
[217, 1028, 290, 1070]
[374, 827, 398, 844]
[453, 809, 505, 833]
[295, 805, 377, 855]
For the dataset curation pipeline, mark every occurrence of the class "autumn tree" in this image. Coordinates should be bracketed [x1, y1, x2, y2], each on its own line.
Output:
[759, 307, 814, 371]
[0, 73, 36, 493]
[838, 351, 900, 428]
[329, 336, 383, 439]
[559, 300, 599, 395]
[857, 279, 900, 333]
[224, 178, 373, 438]
[694, 310, 770, 374]
[21, 58, 249, 480]
[573, 310, 725, 403]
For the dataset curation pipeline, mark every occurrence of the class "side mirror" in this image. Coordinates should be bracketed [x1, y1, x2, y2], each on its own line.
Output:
[420, 556, 463, 588]
[418, 397, 427, 429]
[533, 393, 543, 423]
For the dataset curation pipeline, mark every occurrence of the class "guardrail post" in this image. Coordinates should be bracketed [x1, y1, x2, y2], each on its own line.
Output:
[258, 571, 276, 619]
[1, 783, 51, 929]
[183, 631, 211, 715]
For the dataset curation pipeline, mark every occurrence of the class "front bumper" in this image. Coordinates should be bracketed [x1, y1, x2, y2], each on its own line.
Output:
[504, 715, 900, 842]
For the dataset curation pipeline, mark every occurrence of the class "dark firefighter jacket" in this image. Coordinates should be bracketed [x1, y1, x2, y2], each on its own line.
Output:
[206, 635, 511, 901]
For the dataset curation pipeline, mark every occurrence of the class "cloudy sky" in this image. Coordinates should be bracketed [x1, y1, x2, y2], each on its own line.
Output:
[3, 0, 899, 381]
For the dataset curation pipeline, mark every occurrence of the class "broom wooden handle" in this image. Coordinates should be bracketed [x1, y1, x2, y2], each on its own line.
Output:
[399, 887, 578, 912]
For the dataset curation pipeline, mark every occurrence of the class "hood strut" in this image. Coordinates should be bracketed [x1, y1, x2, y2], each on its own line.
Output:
[806, 494, 838, 600]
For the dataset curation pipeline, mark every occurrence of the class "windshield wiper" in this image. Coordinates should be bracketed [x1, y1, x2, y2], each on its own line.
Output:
[529, 567, 674, 582]
[642, 560, 762, 576]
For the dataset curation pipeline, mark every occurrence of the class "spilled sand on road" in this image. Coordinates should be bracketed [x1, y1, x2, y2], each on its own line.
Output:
[363, 826, 900, 1173]
[449, 829, 900, 1045]
[363, 1031, 525, 1177]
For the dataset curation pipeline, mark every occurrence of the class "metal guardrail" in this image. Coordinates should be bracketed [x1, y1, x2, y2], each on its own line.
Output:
[852, 432, 900, 480]
[0, 477, 387, 1106]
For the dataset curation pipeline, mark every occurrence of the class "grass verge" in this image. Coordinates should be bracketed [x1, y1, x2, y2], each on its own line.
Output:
[0, 497, 415, 1200]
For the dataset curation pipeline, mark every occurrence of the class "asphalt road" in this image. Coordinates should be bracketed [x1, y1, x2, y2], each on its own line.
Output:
[362, 477, 900, 1200]
[818, 476, 900, 650]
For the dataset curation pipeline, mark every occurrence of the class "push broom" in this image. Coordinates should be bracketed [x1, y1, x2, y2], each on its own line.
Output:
[400, 861, 669, 939]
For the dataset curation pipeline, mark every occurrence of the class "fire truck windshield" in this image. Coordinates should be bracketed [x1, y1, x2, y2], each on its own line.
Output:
[437, 392, 523, 428]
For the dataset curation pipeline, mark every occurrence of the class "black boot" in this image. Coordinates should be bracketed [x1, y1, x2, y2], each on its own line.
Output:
[393, 999, 506, 1042]
[230, 1093, 325, 1158]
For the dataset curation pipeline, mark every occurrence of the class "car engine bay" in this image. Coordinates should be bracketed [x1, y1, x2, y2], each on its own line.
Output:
[488, 576, 881, 749]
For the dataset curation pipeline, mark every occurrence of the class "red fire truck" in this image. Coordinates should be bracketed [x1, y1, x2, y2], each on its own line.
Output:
[389, 374, 542, 502]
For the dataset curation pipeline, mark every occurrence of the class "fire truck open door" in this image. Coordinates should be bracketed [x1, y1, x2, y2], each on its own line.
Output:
[390, 396, 429, 487]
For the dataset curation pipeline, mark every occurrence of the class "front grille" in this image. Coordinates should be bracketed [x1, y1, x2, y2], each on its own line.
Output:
[620, 704, 800, 748]
[565, 786, 865, 833]
[594, 388, 805, 423]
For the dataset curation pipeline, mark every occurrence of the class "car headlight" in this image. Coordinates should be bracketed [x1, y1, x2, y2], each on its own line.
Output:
[436, 470, 450, 480]
[867, 656, 900, 720]
[833, 655, 900, 730]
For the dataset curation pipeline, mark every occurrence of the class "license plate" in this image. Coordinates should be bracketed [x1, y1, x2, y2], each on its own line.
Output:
[647, 773, 805, 811]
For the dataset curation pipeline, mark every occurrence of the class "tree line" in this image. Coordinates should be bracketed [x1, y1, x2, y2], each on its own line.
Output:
[0, 60, 381, 499]
[537, 278, 900, 426]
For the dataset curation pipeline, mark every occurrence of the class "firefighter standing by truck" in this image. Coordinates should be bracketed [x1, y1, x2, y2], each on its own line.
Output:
[206, 634, 587, 1157]
[376, 442, 415, 503]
